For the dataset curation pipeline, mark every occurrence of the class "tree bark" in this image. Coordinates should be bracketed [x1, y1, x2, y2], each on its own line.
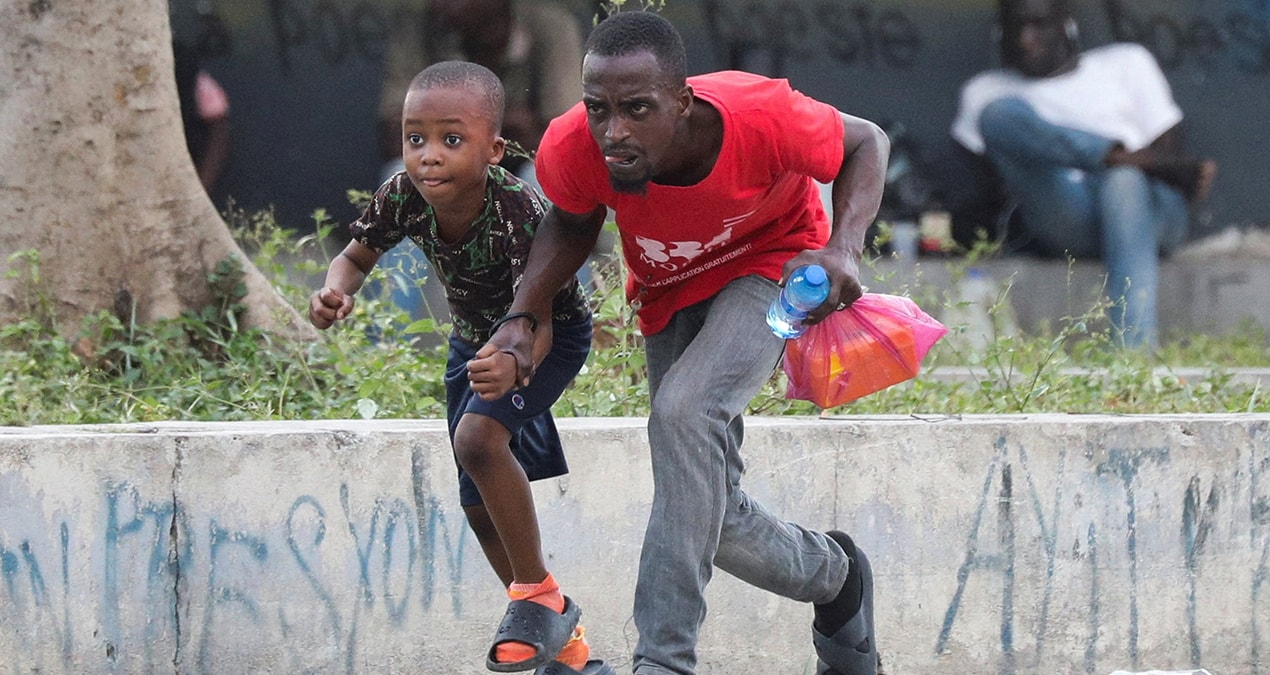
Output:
[0, 0, 314, 340]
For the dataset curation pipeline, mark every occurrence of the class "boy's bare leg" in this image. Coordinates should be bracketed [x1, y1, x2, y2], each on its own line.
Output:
[453, 413, 547, 584]
[464, 504, 514, 587]
[455, 413, 592, 669]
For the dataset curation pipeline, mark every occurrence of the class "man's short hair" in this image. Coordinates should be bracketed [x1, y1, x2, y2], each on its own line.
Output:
[997, 0, 1077, 68]
[998, 0, 1072, 28]
[408, 60, 505, 131]
[585, 11, 687, 85]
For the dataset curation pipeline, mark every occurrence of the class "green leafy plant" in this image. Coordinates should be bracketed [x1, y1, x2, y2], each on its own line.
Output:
[0, 205, 1265, 426]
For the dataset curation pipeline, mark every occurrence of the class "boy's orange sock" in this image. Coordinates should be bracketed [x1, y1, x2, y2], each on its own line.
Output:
[555, 626, 591, 671]
[494, 573, 590, 668]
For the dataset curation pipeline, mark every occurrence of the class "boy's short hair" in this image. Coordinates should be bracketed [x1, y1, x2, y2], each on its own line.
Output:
[407, 60, 505, 131]
[585, 11, 687, 86]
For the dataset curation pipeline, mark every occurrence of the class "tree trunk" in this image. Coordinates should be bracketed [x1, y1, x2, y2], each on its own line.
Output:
[0, 0, 313, 340]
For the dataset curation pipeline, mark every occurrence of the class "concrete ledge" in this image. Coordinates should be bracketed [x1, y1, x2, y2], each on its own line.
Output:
[867, 257, 1270, 338]
[2, 416, 1269, 673]
[925, 366, 1270, 389]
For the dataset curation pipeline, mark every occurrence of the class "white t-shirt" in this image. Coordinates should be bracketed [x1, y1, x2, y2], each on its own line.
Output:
[951, 43, 1182, 154]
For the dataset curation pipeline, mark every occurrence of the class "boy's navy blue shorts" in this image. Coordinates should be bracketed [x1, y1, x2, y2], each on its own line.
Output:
[444, 316, 592, 507]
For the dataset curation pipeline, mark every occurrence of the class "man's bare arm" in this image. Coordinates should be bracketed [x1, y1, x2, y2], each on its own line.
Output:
[482, 204, 607, 391]
[1106, 123, 1217, 201]
[786, 113, 890, 323]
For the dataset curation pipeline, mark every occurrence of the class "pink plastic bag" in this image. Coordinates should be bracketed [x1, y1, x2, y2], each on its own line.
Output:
[783, 293, 947, 408]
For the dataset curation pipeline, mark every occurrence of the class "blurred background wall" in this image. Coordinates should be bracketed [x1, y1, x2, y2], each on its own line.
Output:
[169, 0, 1270, 241]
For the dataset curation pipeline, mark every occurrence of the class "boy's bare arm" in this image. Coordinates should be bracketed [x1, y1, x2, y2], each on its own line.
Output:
[309, 241, 380, 329]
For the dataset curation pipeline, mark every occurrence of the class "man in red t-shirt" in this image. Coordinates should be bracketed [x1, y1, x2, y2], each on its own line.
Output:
[477, 11, 889, 675]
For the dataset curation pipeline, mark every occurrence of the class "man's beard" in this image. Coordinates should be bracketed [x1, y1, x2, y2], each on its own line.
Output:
[610, 174, 650, 196]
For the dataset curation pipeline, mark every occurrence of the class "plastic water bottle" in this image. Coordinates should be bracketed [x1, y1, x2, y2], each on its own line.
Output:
[767, 264, 831, 339]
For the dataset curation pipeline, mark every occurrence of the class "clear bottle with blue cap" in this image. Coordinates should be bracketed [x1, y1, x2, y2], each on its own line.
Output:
[767, 264, 831, 339]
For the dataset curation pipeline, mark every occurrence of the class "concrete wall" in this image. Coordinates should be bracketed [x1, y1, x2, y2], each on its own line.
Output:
[867, 257, 1270, 339]
[2, 415, 1269, 674]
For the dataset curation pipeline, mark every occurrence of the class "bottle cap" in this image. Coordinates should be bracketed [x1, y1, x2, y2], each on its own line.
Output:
[804, 265, 827, 286]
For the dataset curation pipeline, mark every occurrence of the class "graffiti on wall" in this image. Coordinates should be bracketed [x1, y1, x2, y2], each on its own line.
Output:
[1103, 0, 1270, 73]
[937, 428, 1270, 673]
[694, 0, 1269, 77]
[0, 446, 473, 673]
[182, 0, 430, 70]
[265, 0, 425, 70]
[701, 0, 923, 75]
[5, 424, 1270, 671]
[176, 0, 1270, 78]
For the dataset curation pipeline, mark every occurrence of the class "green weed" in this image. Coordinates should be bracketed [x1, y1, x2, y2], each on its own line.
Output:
[0, 207, 1266, 426]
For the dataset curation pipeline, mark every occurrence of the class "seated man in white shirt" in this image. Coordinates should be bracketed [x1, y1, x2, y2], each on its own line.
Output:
[950, 0, 1215, 349]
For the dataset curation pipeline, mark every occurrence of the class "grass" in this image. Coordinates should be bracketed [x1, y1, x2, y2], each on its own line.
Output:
[0, 207, 1266, 426]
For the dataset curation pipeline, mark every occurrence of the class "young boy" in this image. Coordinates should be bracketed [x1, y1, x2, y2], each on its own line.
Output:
[308, 61, 610, 675]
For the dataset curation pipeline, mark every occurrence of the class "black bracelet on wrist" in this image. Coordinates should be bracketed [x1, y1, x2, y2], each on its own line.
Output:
[489, 311, 539, 336]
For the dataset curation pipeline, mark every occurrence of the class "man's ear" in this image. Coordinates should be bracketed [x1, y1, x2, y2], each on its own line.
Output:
[678, 84, 694, 118]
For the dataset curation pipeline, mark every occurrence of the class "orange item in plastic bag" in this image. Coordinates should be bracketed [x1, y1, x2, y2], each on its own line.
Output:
[783, 293, 946, 408]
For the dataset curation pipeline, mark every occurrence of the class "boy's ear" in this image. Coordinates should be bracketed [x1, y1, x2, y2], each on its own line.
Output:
[489, 136, 506, 165]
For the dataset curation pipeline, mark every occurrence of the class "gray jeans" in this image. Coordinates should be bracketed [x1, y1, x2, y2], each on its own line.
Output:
[632, 274, 851, 675]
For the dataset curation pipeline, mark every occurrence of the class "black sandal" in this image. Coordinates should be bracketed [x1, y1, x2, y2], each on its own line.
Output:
[812, 533, 877, 675]
[486, 596, 582, 672]
[535, 659, 617, 675]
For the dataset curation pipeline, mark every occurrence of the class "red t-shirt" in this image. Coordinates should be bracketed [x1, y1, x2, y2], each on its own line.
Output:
[535, 70, 845, 335]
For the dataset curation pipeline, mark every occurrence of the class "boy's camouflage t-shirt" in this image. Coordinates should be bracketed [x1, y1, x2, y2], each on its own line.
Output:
[349, 165, 590, 345]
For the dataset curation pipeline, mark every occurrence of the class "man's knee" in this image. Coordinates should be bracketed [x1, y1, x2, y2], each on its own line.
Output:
[978, 96, 1034, 147]
[648, 383, 702, 435]
[1101, 164, 1151, 194]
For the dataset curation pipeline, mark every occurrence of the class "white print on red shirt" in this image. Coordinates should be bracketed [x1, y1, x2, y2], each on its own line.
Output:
[632, 208, 756, 272]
